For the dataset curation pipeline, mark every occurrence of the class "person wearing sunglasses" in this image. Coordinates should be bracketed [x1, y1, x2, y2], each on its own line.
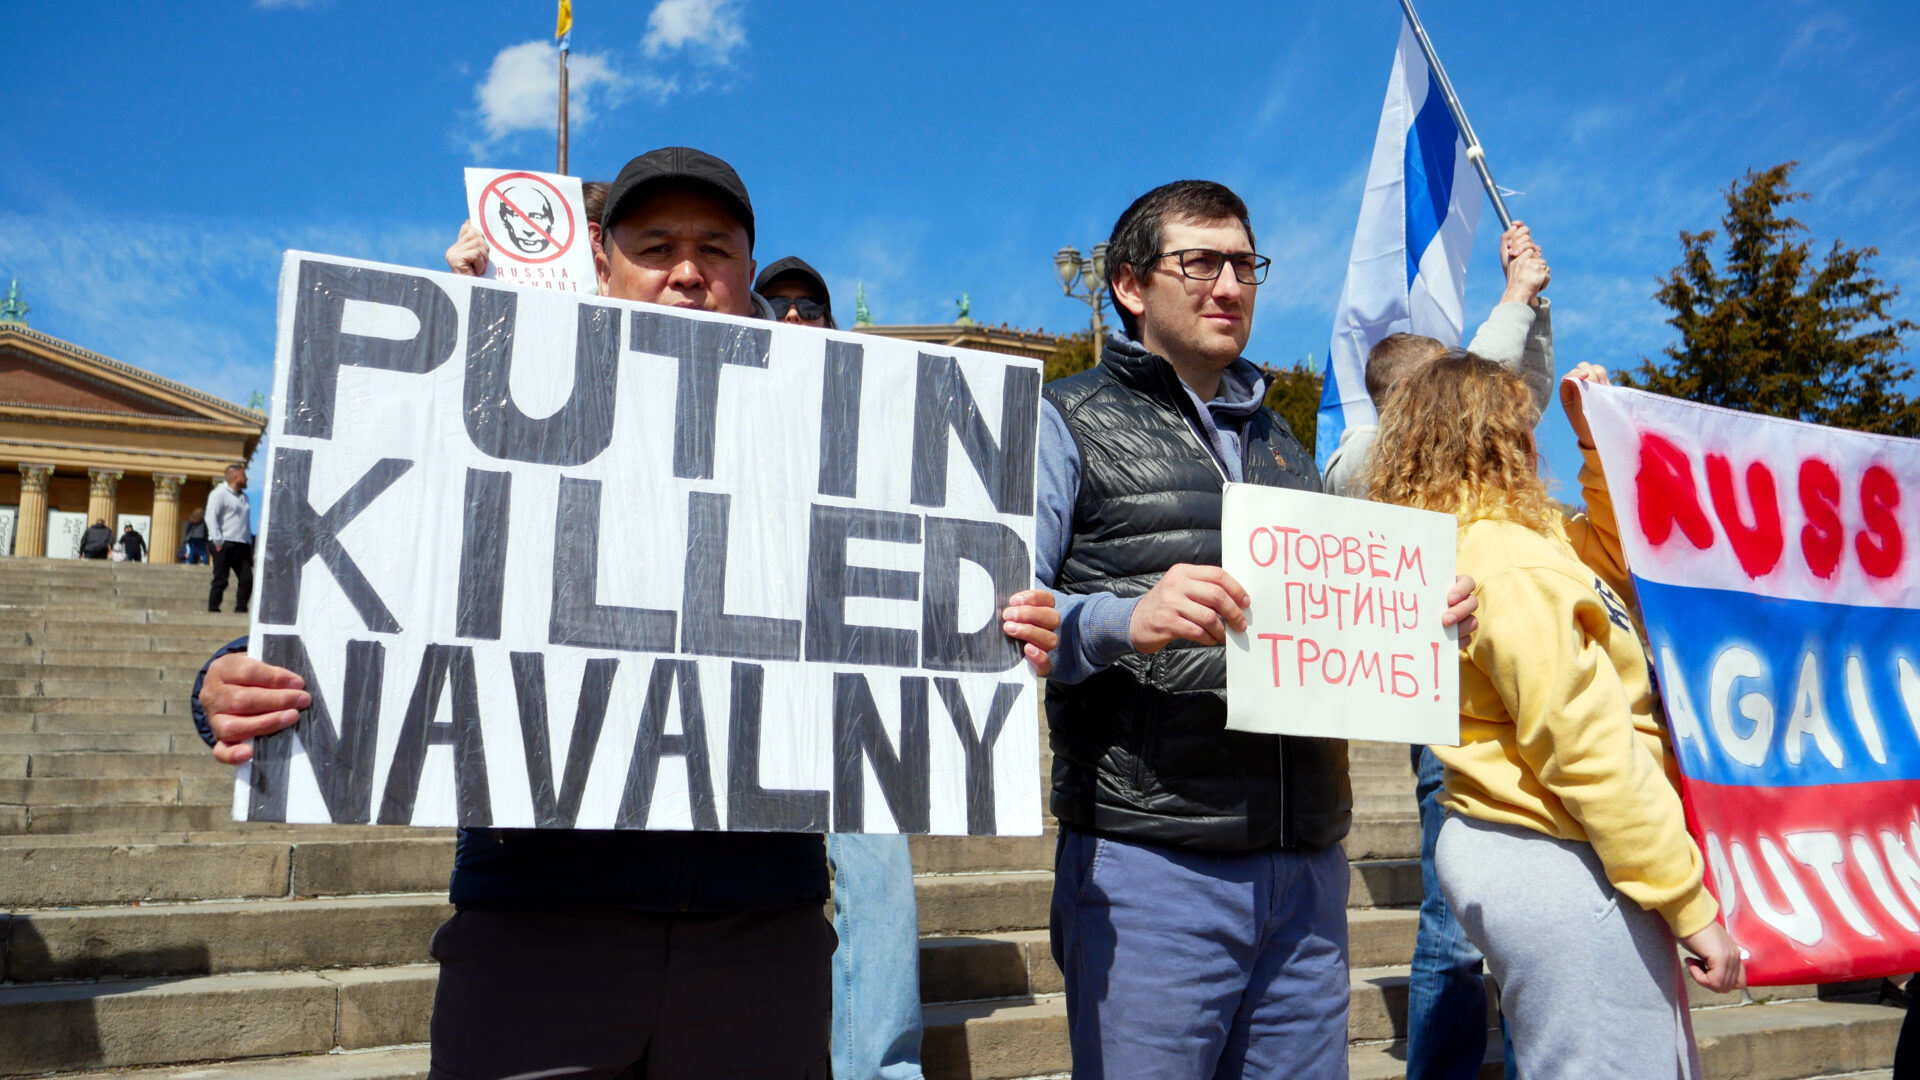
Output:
[755, 257, 839, 329]
[753, 253, 933, 1080]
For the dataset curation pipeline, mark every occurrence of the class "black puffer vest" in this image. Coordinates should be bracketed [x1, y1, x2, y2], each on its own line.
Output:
[1045, 340, 1352, 852]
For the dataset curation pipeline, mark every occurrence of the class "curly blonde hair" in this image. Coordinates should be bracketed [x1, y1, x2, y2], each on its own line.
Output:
[1362, 350, 1557, 534]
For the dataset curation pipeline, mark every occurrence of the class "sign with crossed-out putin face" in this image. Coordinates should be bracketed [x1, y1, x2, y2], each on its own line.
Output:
[464, 168, 597, 295]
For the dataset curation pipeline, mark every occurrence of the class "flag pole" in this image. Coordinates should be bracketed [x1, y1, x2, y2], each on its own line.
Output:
[1396, 0, 1513, 230]
[557, 44, 570, 174]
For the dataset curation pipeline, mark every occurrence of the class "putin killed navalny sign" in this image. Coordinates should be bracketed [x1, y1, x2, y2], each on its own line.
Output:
[1582, 383, 1920, 985]
[237, 252, 1045, 838]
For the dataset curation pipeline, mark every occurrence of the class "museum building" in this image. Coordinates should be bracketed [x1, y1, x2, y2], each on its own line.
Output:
[0, 282, 265, 561]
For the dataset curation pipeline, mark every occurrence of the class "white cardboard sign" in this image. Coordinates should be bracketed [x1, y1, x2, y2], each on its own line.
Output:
[1222, 483, 1459, 744]
[237, 252, 1044, 836]
[463, 168, 598, 294]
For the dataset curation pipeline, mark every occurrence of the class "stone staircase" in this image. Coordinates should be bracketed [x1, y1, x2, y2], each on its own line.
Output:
[0, 559, 1904, 1079]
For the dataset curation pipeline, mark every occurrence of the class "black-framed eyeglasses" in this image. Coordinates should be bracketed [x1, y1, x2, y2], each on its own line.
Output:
[765, 296, 827, 321]
[1152, 248, 1272, 285]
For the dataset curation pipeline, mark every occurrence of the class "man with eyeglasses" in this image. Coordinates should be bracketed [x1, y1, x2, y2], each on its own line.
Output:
[1037, 180, 1480, 1078]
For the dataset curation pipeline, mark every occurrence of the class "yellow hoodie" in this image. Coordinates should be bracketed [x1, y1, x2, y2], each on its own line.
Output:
[1434, 446, 1717, 939]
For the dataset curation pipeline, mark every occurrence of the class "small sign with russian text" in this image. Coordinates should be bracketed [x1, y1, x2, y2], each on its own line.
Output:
[1222, 483, 1459, 744]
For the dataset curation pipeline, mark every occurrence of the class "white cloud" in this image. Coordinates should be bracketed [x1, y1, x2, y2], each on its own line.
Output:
[642, 0, 746, 65]
[473, 40, 622, 149]
[255, 0, 325, 8]
[1783, 13, 1854, 66]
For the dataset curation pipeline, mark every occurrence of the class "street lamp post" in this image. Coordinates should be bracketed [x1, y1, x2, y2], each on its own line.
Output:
[1053, 242, 1111, 352]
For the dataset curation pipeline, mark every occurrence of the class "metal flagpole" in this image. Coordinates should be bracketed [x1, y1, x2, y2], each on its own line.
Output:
[557, 46, 570, 174]
[1396, 0, 1513, 230]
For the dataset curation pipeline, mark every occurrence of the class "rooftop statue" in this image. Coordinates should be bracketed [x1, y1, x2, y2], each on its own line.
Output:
[0, 279, 28, 326]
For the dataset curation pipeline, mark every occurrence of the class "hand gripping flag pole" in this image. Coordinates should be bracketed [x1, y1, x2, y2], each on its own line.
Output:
[1397, 0, 1512, 231]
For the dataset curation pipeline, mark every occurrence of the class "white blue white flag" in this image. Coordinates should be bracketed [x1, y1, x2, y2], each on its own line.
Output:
[1315, 17, 1484, 473]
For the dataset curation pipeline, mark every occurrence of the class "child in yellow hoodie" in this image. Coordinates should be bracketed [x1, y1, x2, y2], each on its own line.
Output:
[1365, 357, 1742, 1080]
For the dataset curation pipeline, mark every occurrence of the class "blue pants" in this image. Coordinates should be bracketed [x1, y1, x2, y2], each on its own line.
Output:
[828, 833, 924, 1080]
[1050, 826, 1350, 1080]
[1407, 746, 1516, 1080]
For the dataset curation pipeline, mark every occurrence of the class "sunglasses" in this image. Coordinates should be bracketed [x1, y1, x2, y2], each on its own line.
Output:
[766, 296, 828, 321]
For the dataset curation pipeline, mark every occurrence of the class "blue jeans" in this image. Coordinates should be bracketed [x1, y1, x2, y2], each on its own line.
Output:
[1050, 826, 1350, 1080]
[183, 539, 208, 565]
[828, 833, 924, 1080]
[1408, 746, 1517, 1080]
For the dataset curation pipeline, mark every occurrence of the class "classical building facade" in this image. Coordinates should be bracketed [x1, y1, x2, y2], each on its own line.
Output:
[861, 321, 1070, 363]
[0, 299, 264, 562]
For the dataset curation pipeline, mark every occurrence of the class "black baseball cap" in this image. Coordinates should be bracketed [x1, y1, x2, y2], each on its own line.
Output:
[755, 256, 831, 304]
[601, 146, 754, 246]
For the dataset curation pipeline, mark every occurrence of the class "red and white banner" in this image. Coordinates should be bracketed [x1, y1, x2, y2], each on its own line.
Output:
[1582, 384, 1920, 985]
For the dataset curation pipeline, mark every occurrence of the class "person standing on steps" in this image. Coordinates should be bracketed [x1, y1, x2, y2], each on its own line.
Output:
[193, 146, 1063, 1080]
[1366, 359, 1743, 1079]
[119, 524, 145, 563]
[181, 508, 209, 565]
[1327, 220, 1556, 1080]
[754, 252, 928, 1080]
[205, 463, 252, 614]
[1037, 178, 1483, 1079]
[80, 519, 113, 560]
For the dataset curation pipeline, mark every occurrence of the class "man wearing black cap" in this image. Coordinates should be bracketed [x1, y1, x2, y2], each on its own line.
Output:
[188, 147, 1057, 1080]
[756, 256, 837, 328]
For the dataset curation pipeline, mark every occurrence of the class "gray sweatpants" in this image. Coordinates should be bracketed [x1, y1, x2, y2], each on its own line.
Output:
[1435, 814, 1701, 1080]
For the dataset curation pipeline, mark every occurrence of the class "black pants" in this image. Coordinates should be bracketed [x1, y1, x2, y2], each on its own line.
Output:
[1897, 992, 1917, 1080]
[426, 903, 833, 1080]
[208, 542, 253, 613]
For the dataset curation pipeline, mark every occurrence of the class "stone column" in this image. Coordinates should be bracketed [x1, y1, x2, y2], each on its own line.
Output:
[151, 473, 186, 565]
[15, 464, 53, 558]
[87, 468, 123, 531]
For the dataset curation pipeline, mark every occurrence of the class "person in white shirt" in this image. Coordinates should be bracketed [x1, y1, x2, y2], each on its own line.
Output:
[205, 463, 253, 614]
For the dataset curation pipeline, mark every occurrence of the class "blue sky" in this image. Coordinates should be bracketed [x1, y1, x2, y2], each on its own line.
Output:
[4, 0, 1918, 492]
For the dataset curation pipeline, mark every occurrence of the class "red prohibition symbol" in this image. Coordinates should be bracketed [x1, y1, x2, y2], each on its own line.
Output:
[478, 172, 577, 266]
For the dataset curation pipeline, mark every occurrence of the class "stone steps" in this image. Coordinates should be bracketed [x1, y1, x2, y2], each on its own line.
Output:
[0, 750, 235, 778]
[48, 1048, 433, 1080]
[5, 895, 452, 981]
[0, 966, 436, 1073]
[0, 803, 237, 836]
[0, 562, 1897, 1080]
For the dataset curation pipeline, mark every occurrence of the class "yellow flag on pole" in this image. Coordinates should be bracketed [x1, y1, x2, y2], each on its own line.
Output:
[556, 0, 573, 48]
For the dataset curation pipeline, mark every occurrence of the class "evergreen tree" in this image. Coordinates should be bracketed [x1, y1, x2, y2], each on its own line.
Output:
[1043, 333, 1097, 383]
[1620, 163, 1918, 435]
[1260, 357, 1321, 448]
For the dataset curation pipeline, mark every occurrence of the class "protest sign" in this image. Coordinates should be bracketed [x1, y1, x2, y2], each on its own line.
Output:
[463, 168, 597, 294]
[238, 252, 1044, 837]
[1222, 483, 1458, 743]
[1582, 383, 1920, 984]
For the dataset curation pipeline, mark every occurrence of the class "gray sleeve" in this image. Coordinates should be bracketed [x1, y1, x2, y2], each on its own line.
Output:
[1467, 299, 1555, 417]
[1321, 423, 1379, 500]
[1035, 400, 1140, 685]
